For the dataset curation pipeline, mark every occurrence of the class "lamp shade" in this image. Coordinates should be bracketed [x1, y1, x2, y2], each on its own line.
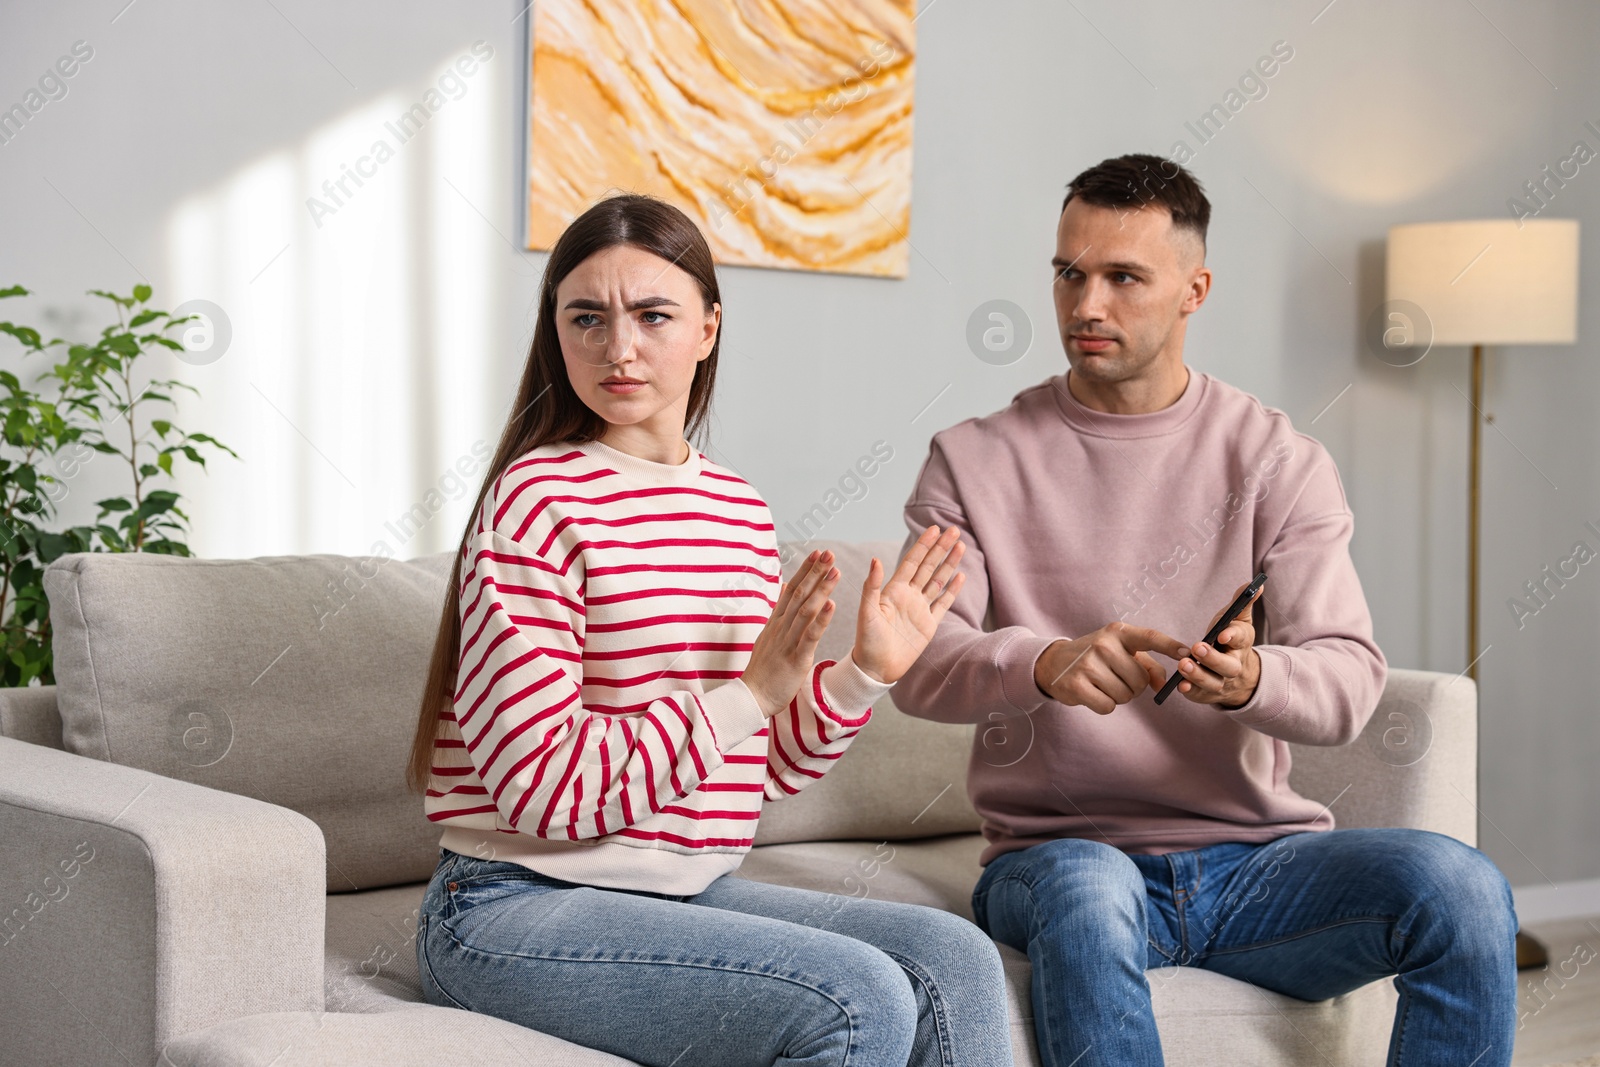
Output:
[1386, 218, 1580, 346]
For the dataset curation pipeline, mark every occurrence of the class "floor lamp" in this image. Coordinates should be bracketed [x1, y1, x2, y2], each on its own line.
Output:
[1386, 217, 1581, 970]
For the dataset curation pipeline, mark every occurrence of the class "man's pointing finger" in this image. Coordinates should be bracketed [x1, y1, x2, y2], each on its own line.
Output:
[1118, 626, 1189, 660]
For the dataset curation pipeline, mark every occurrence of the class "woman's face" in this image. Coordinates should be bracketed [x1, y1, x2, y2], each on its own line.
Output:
[554, 244, 721, 436]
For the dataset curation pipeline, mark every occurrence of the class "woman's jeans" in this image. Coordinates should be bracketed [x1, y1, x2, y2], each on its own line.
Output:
[417, 848, 1014, 1067]
[972, 827, 1518, 1067]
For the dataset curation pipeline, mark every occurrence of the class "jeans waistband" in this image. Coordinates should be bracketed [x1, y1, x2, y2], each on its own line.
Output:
[441, 848, 591, 889]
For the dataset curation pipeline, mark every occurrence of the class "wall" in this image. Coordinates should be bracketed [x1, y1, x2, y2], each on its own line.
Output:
[2, 0, 1596, 888]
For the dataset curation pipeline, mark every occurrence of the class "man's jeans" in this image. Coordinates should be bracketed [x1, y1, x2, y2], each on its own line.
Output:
[418, 848, 1014, 1067]
[972, 828, 1517, 1067]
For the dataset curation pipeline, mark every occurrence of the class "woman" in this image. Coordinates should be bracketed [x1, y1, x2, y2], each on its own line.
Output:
[406, 193, 1013, 1067]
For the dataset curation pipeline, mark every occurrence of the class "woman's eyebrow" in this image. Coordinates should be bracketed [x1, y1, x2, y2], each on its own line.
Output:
[562, 296, 682, 311]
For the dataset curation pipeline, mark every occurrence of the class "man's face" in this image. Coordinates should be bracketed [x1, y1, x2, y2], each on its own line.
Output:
[1051, 197, 1206, 384]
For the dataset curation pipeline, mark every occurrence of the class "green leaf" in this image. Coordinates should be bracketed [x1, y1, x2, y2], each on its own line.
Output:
[0, 323, 42, 348]
[0, 283, 237, 633]
[36, 532, 71, 559]
[87, 289, 133, 309]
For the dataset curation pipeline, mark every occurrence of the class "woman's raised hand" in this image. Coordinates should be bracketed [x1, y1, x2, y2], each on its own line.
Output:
[739, 549, 840, 718]
[852, 525, 966, 685]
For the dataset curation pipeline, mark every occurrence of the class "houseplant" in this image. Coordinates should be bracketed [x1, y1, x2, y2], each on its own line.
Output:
[0, 283, 237, 686]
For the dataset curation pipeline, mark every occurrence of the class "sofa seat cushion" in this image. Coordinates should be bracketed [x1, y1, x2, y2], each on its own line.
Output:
[736, 834, 1399, 1066]
[321, 836, 1396, 1065]
[324, 883, 430, 1014]
[1147, 965, 1397, 1064]
[318, 837, 989, 1017]
[159, 1006, 641, 1066]
[737, 832, 987, 915]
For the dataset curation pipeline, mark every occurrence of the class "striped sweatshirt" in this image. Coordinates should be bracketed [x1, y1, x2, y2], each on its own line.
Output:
[424, 436, 893, 894]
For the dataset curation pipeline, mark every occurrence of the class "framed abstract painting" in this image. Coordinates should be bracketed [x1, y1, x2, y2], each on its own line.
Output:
[522, 0, 916, 278]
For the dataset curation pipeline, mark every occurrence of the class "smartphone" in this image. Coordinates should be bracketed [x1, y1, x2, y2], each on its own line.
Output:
[1153, 572, 1268, 705]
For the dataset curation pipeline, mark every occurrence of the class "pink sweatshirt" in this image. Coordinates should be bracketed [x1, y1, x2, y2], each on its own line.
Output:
[892, 368, 1387, 865]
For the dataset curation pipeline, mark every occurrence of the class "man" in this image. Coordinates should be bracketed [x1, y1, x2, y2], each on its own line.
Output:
[891, 153, 1516, 1066]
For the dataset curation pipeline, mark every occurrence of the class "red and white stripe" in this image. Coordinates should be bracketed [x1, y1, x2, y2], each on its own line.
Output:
[423, 444, 873, 868]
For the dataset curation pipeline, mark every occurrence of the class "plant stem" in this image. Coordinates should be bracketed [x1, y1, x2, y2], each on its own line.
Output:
[122, 362, 142, 550]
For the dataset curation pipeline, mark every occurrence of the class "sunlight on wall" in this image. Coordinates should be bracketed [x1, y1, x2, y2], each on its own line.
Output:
[1260, 58, 1517, 206]
[164, 49, 503, 560]
[428, 62, 507, 516]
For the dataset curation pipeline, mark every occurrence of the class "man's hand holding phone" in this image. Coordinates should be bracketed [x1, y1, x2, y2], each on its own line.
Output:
[1032, 623, 1190, 715]
[1165, 578, 1265, 709]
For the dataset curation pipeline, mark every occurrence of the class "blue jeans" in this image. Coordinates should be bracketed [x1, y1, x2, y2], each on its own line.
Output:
[971, 828, 1517, 1067]
[416, 848, 1014, 1067]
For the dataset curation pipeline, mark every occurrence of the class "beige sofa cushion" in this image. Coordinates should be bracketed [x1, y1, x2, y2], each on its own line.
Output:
[755, 537, 983, 845]
[316, 834, 1396, 1067]
[0, 682, 64, 749]
[160, 1006, 640, 1067]
[45, 549, 457, 893]
[736, 834, 1397, 1067]
[41, 537, 983, 893]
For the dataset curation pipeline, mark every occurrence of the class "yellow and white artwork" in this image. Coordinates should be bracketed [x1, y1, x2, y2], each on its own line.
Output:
[524, 0, 916, 278]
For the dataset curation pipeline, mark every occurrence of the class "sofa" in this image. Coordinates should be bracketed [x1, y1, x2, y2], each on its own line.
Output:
[0, 537, 1478, 1066]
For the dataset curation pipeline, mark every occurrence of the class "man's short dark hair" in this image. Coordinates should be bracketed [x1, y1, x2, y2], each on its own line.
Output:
[1062, 153, 1210, 249]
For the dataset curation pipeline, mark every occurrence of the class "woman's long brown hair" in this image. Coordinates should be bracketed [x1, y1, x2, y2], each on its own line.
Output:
[405, 193, 723, 794]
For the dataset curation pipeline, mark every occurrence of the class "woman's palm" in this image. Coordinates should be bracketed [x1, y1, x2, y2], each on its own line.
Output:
[854, 526, 966, 684]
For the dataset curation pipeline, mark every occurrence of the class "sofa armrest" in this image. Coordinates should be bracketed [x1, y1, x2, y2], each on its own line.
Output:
[0, 736, 326, 1067]
[1288, 668, 1477, 847]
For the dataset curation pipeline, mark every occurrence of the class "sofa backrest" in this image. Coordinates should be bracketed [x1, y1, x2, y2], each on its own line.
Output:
[45, 549, 457, 893]
[33, 538, 1476, 894]
[755, 540, 1479, 850]
[753, 539, 982, 845]
[39, 539, 984, 893]
[0, 682, 64, 750]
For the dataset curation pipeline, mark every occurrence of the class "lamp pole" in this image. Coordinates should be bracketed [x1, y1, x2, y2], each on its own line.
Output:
[1388, 218, 1578, 974]
[1468, 343, 1482, 681]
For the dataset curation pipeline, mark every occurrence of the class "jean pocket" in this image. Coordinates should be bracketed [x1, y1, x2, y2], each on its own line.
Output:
[441, 863, 560, 924]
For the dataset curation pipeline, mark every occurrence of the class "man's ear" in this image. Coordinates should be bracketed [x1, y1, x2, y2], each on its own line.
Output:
[1182, 258, 1212, 314]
